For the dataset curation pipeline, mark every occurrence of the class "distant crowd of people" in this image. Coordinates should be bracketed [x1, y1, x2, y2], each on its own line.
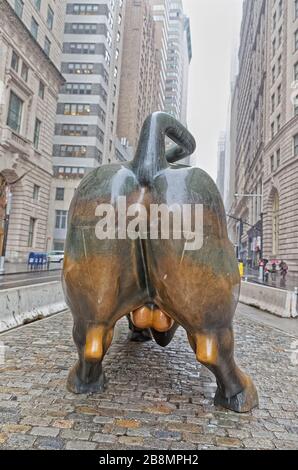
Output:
[260, 259, 288, 286]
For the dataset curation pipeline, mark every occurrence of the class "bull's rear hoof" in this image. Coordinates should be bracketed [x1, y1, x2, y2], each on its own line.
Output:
[67, 365, 105, 394]
[214, 376, 259, 413]
[128, 329, 152, 342]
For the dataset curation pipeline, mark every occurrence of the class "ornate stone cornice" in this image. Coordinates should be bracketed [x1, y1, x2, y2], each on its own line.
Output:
[264, 116, 298, 154]
[0, 0, 65, 87]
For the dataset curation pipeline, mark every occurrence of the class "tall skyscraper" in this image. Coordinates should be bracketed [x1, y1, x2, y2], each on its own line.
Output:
[117, 0, 192, 157]
[216, 132, 226, 199]
[150, 0, 170, 111]
[48, 0, 126, 251]
[0, 0, 65, 264]
[117, 0, 159, 151]
[165, 0, 191, 124]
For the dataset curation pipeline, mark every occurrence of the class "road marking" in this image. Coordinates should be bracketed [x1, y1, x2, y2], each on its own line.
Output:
[0, 275, 60, 287]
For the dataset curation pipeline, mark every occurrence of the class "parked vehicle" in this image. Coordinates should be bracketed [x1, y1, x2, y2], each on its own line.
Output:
[47, 251, 64, 263]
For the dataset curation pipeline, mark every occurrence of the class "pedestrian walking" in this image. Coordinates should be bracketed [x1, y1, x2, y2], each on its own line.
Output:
[279, 260, 288, 287]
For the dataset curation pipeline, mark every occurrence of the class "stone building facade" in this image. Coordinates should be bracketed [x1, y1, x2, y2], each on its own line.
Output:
[0, 0, 65, 263]
[262, 0, 298, 276]
[228, 0, 298, 276]
[228, 0, 267, 267]
[48, 0, 127, 251]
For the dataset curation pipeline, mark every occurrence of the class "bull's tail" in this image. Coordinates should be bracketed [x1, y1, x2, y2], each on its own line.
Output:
[131, 112, 196, 186]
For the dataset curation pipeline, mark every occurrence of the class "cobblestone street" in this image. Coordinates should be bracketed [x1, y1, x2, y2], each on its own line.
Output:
[0, 305, 297, 450]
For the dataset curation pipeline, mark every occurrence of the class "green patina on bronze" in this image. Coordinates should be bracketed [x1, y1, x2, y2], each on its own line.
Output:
[63, 112, 258, 413]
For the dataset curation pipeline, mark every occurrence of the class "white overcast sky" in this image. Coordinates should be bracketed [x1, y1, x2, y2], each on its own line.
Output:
[183, 0, 243, 181]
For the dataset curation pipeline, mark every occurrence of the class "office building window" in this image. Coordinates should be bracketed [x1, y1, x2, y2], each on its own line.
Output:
[14, 0, 24, 18]
[21, 62, 28, 81]
[278, 26, 282, 46]
[278, 0, 283, 17]
[272, 65, 276, 84]
[108, 12, 113, 28]
[67, 63, 94, 74]
[107, 30, 112, 46]
[294, 134, 298, 156]
[70, 23, 97, 34]
[105, 50, 111, 65]
[39, 81, 45, 99]
[28, 217, 36, 247]
[294, 62, 298, 81]
[295, 94, 298, 115]
[295, 30, 298, 51]
[296, 0, 298, 19]
[33, 184, 40, 201]
[62, 124, 88, 136]
[278, 55, 282, 76]
[34, 0, 41, 11]
[277, 85, 281, 104]
[64, 83, 92, 95]
[271, 94, 275, 113]
[11, 51, 19, 72]
[277, 114, 281, 132]
[31, 17, 39, 39]
[63, 103, 91, 115]
[271, 122, 275, 139]
[55, 211, 67, 230]
[54, 167, 85, 177]
[272, 38, 276, 57]
[34, 118, 41, 148]
[60, 145, 87, 157]
[276, 149, 281, 167]
[69, 43, 95, 54]
[97, 128, 104, 143]
[73, 4, 99, 14]
[55, 188, 65, 201]
[44, 37, 51, 56]
[272, 12, 276, 30]
[47, 6, 54, 30]
[270, 155, 275, 172]
[7, 91, 23, 133]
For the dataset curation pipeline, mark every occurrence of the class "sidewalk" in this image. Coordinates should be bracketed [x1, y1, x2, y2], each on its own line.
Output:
[0, 262, 62, 276]
[244, 267, 298, 292]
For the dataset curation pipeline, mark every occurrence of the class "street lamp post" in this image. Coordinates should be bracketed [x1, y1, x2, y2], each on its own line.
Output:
[0, 191, 12, 274]
[234, 192, 264, 280]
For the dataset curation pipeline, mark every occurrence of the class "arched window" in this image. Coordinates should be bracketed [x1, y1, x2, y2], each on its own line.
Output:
[272, 192, 279, 256]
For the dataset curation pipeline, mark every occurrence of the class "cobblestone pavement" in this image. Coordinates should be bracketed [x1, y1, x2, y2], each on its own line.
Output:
[0, 305, 297, 450]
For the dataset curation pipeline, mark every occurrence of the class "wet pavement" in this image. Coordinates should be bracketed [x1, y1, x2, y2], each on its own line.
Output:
[0, 304, 297, 450]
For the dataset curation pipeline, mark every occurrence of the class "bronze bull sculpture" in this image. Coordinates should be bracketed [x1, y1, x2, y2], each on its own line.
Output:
[63, 112, 258, 413]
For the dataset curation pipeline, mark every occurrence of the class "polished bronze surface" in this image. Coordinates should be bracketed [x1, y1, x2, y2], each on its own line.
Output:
[63, 112, 258, 413]
[131, 306, 174, 333]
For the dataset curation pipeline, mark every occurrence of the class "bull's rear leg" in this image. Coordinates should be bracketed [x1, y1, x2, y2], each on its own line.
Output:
[188, 326, 258, 413]
[67, 320, 114, 394]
